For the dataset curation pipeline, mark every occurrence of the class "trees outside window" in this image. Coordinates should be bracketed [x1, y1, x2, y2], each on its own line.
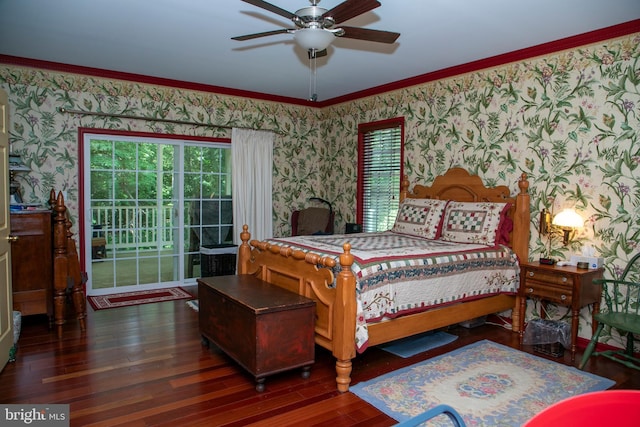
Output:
[83, 131, 231, 295]
[357, 118, 404, 232]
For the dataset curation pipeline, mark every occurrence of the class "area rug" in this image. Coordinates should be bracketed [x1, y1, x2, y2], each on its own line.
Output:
[186, 299, 199, 312]
[88, 287, 194, 310]
[380, 331, 458, 358]
[350, 340, 615, 426]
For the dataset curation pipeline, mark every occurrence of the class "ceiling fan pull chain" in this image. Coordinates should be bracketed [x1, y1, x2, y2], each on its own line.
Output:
[313, 53, 318, 101]
[308, 53, 313, 101]
[308, 51, 318, 102]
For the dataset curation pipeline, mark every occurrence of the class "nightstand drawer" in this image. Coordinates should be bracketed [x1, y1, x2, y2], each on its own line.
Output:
[523, 269, 571, 286]
[522, 281, 573, 304]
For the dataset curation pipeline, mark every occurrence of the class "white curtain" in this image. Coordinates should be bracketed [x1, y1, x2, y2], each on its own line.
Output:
[231, 128, 274, 243]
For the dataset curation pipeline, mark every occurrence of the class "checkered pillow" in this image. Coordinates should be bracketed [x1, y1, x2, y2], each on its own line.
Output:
[440, 201, 509, 245]
[391, 198, 448, 239]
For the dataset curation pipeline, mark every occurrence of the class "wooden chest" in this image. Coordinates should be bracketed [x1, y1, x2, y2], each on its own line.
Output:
[198, 275, 315, 391]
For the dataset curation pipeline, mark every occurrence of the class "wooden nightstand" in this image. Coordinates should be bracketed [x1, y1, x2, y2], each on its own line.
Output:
[519, 261, 603, 362]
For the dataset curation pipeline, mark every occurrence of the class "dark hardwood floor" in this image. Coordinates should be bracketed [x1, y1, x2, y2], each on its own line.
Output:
[1, 286, 638, 427]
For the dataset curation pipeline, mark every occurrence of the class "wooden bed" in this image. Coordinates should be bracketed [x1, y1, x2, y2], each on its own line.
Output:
[237, 168, 530, 392]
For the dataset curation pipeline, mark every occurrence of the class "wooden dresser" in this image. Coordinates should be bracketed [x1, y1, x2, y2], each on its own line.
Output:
[10, 211, 53, 321]
[198, 275, 315, 392]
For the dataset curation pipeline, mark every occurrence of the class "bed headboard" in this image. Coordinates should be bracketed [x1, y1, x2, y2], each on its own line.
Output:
[400, 167, 530, 263]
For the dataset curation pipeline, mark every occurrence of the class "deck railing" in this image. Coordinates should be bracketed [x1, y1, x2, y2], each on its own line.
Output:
[92, 205, 175, 250]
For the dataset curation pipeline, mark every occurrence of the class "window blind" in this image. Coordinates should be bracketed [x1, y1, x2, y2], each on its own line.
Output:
[360, 123, 402, 232]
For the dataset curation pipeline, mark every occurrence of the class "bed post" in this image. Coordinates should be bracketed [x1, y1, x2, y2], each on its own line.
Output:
[237, 224, 251, 274]
[512, 173, 530, 264]
[511, 173, 530, 334]
[333, 243, 357, 393]
[65, 214, 87, 333]
[51, 192, 69, 339]
[400, 175, 410, 202]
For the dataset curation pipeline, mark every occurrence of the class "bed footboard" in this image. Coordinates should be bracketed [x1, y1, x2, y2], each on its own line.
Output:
[237, 225, 357, 392]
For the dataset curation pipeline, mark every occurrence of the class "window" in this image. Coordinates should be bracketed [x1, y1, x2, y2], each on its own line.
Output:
[81, 130, 231, 295]
[357, 118, 404, 232]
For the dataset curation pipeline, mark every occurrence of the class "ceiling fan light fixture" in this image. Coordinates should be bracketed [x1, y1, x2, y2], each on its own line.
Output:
[294, 28, 334, 51]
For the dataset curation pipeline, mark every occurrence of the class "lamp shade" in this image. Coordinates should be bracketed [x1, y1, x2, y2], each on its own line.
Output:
[294, 28, 334, 51]
[552, 208, 583, 229]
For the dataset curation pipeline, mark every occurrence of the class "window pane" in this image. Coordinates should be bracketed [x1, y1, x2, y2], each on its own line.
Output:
[184, 173, 202, 199]
[138, 143, 158, 171]
[91, 171, 112, 199]
[139, 172, 158, 198]
[358, 119, 403, 232]
[115, 141, 137, 170]
[184, 146, 202, 172]
[114, 171, 137, 199]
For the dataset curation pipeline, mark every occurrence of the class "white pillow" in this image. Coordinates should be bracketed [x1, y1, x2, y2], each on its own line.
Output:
[440, 201, 509, 246]
[391, 198, 448, 239]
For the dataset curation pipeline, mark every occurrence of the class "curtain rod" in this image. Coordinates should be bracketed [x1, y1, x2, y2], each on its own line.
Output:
[58, 107, 284, 135]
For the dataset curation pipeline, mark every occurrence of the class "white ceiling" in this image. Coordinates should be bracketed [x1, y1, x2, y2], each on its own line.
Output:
[1, 0, 639, 102]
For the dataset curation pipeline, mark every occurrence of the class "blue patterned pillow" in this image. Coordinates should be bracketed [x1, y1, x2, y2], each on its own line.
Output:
[391, 198, 448, 239]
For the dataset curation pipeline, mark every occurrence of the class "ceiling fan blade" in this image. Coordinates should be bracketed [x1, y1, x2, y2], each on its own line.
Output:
[323, 0, 381, 25]
[339, 26, 400, 43]
[231, 29, 291, 41]
[240, 0, 295, 20]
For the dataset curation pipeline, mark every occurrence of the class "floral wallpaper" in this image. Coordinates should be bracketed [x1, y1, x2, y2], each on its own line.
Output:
[321, 33, 640, 348]
[1, 31, 639, 349]
[0, 69, 326, 236]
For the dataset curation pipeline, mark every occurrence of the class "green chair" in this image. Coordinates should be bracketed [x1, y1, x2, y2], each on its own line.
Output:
[579, 252, 640, 371]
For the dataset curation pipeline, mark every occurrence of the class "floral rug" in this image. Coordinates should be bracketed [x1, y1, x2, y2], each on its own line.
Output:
[350, 340, 615, 426]
[87, 287, 194, 310]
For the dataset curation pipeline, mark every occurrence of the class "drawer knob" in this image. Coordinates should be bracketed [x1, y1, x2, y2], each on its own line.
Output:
[528, 271, 534, 277]
[527, 288, 534, 293]
[561, 294, 567, 301]
[561, 277, 568, 283]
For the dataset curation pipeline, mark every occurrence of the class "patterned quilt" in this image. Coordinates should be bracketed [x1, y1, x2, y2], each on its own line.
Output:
[268, 231, 520, 352]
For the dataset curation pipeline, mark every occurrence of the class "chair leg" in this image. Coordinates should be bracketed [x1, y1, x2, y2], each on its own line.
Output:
[579, 324, 604, 370]
[625, 332, 635, 356]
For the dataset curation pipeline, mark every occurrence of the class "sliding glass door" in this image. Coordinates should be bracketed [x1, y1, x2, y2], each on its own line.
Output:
[83, 133, 232, 295]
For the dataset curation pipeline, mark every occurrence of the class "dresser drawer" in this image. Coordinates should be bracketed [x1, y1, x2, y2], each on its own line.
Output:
[10, 212, 48, 234]
[13, 289, 49, 316]
[522, 280, 573, 304]
[523, 269, 572, 286]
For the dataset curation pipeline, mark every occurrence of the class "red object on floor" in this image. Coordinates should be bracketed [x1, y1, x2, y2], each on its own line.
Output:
[523, 390, 640, 426]
[88, 287, 194, 310]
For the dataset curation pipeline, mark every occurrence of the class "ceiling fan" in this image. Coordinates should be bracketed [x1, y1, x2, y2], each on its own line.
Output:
[232, 0, 400, 58]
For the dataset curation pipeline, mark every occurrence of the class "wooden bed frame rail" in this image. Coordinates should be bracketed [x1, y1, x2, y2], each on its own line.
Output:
[237, 168, 530, 392]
